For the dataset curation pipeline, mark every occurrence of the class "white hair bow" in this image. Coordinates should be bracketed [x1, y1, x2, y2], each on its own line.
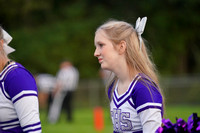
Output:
[2, 29, 15, 55]
[135, 17, 147, 50]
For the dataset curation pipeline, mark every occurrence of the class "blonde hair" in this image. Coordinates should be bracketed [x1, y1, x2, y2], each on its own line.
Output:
[96, 19, 163, 97]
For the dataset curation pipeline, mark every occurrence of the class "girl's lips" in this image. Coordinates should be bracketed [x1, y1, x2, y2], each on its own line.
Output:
[98, 58, 103, 63]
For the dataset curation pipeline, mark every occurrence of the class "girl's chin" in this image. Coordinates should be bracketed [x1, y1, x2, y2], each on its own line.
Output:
[100, 64, 107, 69]
[100, 64, 110, 70]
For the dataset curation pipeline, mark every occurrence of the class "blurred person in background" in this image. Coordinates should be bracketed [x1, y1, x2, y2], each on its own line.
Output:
[0, 26, 42, 132]
[94, 17, 164, 133]
[48, 59, 79, 124]
[35, 73, 56, 110]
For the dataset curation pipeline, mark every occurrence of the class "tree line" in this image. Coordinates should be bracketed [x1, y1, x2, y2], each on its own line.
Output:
[0, 0, 199, 78]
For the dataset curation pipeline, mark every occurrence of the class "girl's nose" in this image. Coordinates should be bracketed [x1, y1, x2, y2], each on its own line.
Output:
[94, 48, 99, 57]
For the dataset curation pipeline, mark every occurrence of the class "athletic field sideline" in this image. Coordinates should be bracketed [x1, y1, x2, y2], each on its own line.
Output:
[40, 104, 200, 133]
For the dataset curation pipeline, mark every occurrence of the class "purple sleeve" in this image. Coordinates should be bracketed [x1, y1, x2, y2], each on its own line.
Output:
[132, 79, 163, 113]
[4, 67, 38, 99]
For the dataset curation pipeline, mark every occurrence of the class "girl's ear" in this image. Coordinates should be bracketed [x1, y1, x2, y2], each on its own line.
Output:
[118, 40, 127, 55]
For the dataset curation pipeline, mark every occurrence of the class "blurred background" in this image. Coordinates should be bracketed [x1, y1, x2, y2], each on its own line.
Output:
[1, 0, 200, 132]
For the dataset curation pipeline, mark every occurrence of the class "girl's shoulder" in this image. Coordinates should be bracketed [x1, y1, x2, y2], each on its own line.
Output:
[132, 73, 163, 108]
[136, 73, 159, 90]
[3, 62, 37, 99]
[5, 62, 33, 79]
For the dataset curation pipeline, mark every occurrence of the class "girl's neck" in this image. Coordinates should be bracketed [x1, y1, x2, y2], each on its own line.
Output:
[114, 63, 138, 83]
[112, 61, 138, 92]
[0, 57, 10, 72]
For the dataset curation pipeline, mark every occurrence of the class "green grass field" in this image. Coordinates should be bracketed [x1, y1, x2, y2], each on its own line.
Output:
[40, 104, 200, 133]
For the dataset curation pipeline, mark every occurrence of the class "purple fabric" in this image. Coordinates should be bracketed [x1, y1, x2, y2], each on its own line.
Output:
[109, 73, 163, 133]
[131, 78, 163, 113]
[0, 62, 40, 133]
[0, 126, 23, 133]
[114, 75, 140, 102]
[108, 73, 163, 113]
[0, 118, 19, 125]
[114, 131, 142, 133]
[156, 113, 200, 133]
[4, 63, 38, 100]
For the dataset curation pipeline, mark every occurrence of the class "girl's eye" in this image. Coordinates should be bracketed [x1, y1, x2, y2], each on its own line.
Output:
[99, 43, 104, 47]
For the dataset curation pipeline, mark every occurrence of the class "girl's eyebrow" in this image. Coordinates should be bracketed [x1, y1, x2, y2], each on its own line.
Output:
[96, 41, 105, 45]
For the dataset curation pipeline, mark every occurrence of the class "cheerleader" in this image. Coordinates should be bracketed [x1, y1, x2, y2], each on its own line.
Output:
[94, 17, 164, 133]
[0, 27, 42, 133]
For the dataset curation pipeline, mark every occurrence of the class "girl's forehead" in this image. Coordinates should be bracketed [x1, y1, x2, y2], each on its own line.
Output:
[94, 30, 111, 46]
[95, 32, 106, 44]
[95, 30, 107, 39]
